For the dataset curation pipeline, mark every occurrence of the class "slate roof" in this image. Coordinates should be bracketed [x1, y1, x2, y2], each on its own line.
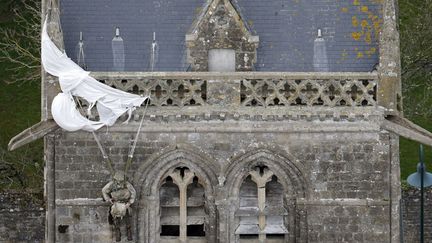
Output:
[60, 0, 383, 72]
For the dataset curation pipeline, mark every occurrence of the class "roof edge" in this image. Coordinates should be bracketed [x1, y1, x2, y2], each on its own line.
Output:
[382, 115, 432, 146]
[8, 120, 59, 151]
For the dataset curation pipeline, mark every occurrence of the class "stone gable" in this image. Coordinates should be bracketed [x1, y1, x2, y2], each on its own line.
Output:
[186, 0, 259, 71]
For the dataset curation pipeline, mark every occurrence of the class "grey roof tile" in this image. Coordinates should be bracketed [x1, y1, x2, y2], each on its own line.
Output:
[60, 0, 382, 72]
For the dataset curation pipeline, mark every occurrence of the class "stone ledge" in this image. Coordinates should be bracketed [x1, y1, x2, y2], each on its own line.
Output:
[55, 198, 109, 206]
[88, 120, 383, 134]
[297, 198, 390, 206]
[90, 71, 378, 80]
[120, 106, 385, 123]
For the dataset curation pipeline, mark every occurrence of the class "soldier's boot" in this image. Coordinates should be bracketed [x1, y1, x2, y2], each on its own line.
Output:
[115, 227, 121, 242]
[127, 226, 132, 241]
[125, 211, 133, 241]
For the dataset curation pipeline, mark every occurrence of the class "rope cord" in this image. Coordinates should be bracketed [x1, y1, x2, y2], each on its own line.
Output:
[72, 95, 150, 175]
[92, 132, 115, 175]
[72, 96, 115, 175]
[124, 99, 150, 173]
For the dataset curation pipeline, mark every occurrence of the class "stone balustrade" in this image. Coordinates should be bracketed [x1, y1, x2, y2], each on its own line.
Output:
[91, 72, 378, 108]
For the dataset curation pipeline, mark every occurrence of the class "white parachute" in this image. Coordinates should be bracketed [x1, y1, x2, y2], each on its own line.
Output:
[41, 18, 147, 132]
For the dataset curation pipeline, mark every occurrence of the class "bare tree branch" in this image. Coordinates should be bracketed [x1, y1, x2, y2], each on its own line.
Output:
[400, 0, 432, 117]
[0, 0, 41, 84]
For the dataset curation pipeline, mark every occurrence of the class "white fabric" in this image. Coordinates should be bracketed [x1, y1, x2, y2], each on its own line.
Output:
[42, 18, 147, 131]
[51, 93, 105, 132]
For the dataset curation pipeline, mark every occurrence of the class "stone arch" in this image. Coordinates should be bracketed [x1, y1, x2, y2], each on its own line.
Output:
[224, 147, 308, 199]
[133, 144, 219, 197]
[221, 147, 309, 243]
[133, 144, 219, 243]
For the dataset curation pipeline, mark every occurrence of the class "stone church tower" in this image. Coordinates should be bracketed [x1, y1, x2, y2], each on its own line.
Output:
[8, 0, 432, 242]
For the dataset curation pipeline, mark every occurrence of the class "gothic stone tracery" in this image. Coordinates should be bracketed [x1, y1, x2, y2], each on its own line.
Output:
[131, 146, 307, 243]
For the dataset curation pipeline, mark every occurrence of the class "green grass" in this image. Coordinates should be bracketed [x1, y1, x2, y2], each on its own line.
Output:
[400, 117, 432, 180]
[398, 0, 432, 181]
[0, 79, 43, 191]
[0, 11, 43, 191]
[0, 81, 41, 141]
[0, 54, 44, 190]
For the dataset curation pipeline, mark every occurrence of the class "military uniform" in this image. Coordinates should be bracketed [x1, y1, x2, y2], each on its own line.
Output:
[102, 171, 136, 241]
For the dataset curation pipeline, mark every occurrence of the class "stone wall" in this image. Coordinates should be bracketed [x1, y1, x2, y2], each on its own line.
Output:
[401, 187, 432, 243]
[49, 119, 395, 242]
[0, 192, 45, 243]
[0, 180, 431, 242]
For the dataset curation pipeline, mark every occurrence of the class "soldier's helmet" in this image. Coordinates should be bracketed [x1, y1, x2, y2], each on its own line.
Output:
[113, 171, 126, 182]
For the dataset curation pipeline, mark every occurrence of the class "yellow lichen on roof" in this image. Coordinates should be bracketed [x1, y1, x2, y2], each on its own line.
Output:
[348, 0, 383, 48]
[361, 6, 369, 12]
[369, 0, 384, 4]
[365, 47, 377, 57]
[364, 31, 372, 44]
[351, 32, 362, 40]
[352, 16, 359, 27]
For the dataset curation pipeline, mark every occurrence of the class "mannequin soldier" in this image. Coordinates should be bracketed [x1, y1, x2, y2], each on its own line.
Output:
[102, 171, 136, 241]
[96, 100, 148, 241]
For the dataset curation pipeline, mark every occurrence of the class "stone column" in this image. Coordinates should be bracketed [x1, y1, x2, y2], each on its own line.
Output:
[41, 3, 63, 240]
[250, 168, 274, 242]
[44, 134, 56, 243]
[215, 180, 232, 243]
[170, 169, 195, 243]
[139, 197, 158, 243]
[389, 133, 401, 243]
[42, 0, 63, 120]
[378, 0, 402, 114]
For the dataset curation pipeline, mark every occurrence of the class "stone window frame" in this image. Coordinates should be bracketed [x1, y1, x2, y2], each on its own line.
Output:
[222, 148, 309, 243]
[236, 166, 288, 242]
[133, 145, 219, 243]
[159, 167, 207, 242]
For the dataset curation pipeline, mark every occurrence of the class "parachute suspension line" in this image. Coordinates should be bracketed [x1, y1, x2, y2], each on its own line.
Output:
[73, 96, 85, 115]
[92, 132, 114, 175]
[124, 98, 150, 173]
[92, 131, 115, 175]
[70, 94, 150, 175]
[70, 96, 114, 175]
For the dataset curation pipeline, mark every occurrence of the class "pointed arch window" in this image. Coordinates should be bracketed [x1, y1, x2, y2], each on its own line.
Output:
[235, 166, 288, 242]
[159, 167, 207, 243]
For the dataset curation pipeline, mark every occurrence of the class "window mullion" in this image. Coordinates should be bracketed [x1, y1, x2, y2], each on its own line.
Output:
[170, 169, 195, 243]
[250, 168, 274, 242]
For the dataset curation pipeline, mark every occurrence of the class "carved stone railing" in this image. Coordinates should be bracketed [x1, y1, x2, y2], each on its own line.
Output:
[240, 78, 376, 107]
[91, 72, 378, 108]
[99, 78, 207, 107]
